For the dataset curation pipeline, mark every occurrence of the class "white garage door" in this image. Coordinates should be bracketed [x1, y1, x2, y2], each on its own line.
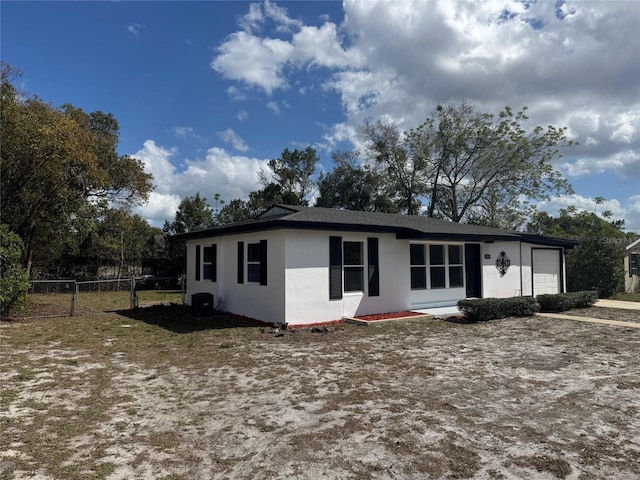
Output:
[533, 249, 561, 296]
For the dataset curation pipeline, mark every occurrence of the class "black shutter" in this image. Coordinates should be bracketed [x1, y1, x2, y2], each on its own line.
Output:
[195, 245, 201, 281]
[259, 239, 268, 286]
[211, 244, 217, 282]
[237, 241, 244, 284]
[329, 236, 342, 300]
[367, 237, 379, 296]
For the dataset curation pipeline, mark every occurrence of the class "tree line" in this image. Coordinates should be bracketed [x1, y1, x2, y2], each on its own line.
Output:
[1, 64, 154, 287]
[1, 63, 634, 315]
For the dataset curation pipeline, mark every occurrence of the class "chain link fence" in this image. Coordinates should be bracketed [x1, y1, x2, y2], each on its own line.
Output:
[26, 277, 185, 318]
[27, 280, 80, 317]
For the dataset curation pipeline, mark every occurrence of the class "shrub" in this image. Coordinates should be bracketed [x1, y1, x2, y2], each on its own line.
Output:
[537, 290, 598, 312]
[0, 224, 30, 317]
[457, 297, 539, 322]
[536, 294, 572, 313]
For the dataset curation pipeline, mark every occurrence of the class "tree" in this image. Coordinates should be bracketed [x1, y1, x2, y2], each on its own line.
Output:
[315, 150, 399, 212]
[88, 209, 157, 278]
[163, 193, 215, 235]
[0, 64, 153, 276]
[0, 224, 30, 316]
[217, 147, 319, 224]
[260, 146, 318, 204]
[527, 204, 626, 298]
[216, 185, 298, 225]
[360, 120, 428, 214]
[216, 198, 254, 226]
[360, 102, 574, 226]
[425, 103, 573, 225]
[163, 193, 216, 275]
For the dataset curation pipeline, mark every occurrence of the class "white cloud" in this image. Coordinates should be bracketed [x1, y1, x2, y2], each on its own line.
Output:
[608, 112, 638, 144]
[135, 192, 182, 226]
[212, 1, 358, 95]
[212, 31, 294, 94]
[322, 122, 358, 150]
[172, 126, 194, 139]
[238, 2, 265, 33]
[132, 140, 177, 195]
[226, 86, 248, 101]
[266, 101, 280, 114]
[172, 126, 204, 142]
[628, 195, 640, 233]
[126, 23, 144, 38]
[209, 0, 639, 228]
[130, 141, 267, 226]
[216, 128, 249, 152]
[263, 0, 303, 31]
[537, 194, 640, 233]
[560, 149, 640, 178]
[237, 109, 249, 121]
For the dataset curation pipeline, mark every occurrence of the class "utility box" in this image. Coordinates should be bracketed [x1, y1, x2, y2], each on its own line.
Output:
[191, 292, 214, 317]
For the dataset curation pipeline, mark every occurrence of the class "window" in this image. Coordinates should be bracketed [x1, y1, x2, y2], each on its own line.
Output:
[203, 245, 215, 281]
[410, 243, 465, 289]
[430, 245, 446, 289]
[329, 237, 378, 299]
[195, 244, 216, 282]
[343, 241, 364, 292]
[448, 245, 463, 288]
[247, 243, 261, 283]
[410, 244, 427, 290]
[238, 240, 267, 286]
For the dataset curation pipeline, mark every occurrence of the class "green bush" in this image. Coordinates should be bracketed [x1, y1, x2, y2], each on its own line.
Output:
[0, 224, 30, 317]
[457, 297, 539, 322]
[537, 290, 598, 312]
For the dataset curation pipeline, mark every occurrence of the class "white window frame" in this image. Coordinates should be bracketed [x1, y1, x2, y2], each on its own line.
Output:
[343, 241, 364, 293]
[203, 245, 214, 281]
[247, 242, 261, 284]
[410, 242, 465, 290]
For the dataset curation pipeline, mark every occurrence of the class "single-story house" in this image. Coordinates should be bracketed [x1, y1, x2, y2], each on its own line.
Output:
[625, 237, 640, 293]
[178, 205, 578, 327]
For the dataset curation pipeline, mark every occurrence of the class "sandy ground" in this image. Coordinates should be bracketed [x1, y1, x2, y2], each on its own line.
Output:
[1, 306, 640, 479]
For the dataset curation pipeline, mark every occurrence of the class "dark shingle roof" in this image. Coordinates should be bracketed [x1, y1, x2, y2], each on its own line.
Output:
[176, 204, 577, 248]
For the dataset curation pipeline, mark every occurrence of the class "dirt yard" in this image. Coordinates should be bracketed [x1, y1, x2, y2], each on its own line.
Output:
[1, 303, 639, 479]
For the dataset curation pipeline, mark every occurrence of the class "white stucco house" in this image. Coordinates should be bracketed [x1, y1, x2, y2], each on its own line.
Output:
[178, 205, 577, 327]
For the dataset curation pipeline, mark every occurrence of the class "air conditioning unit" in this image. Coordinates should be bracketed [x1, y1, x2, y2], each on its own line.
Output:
[191, 292, 214, 317]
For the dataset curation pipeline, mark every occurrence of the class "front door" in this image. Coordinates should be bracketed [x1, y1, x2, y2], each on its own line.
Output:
[465, 244, 482, 298]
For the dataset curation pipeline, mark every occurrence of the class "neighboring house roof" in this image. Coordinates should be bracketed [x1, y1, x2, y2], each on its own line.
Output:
[626, 237, 640, 252]
[176, 204, 578, 248]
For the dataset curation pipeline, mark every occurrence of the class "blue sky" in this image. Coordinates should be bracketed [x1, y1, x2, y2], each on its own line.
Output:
[3, 0, 639, 232]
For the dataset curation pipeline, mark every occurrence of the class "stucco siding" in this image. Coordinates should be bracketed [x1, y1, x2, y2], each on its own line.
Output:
[185, 239, 217, 298]
[482, 242, 524, 298]
[481, 242, 566, 298]
[186, 231, 286, 324]
[186, 230, 569, 325]
[284, 231, 409, 325]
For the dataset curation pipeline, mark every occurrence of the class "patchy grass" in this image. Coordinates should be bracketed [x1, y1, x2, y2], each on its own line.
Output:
[16, 290, 183, 319]
[613, 292, 640, 302]
[1, 299, 640, 479]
